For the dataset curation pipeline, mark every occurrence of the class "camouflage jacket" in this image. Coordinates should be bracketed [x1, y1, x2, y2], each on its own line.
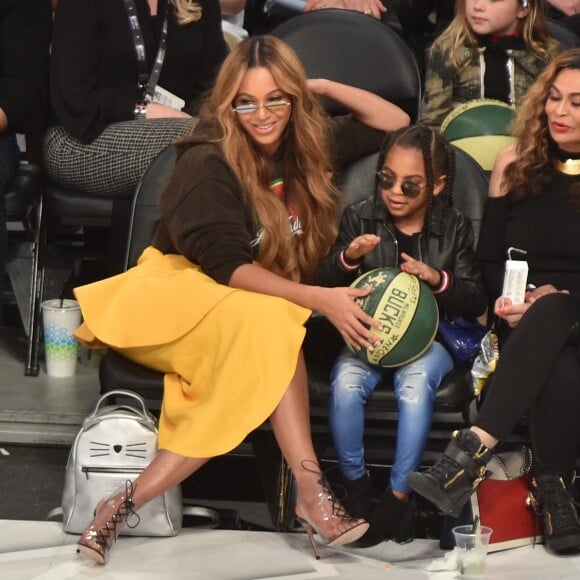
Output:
[419, 41, 557, 129]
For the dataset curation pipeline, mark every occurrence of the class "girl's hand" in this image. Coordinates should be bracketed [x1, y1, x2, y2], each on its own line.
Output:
[399, 252, 440, 286]
[345, 234, 380, 262]
[317, 286, 382, 351]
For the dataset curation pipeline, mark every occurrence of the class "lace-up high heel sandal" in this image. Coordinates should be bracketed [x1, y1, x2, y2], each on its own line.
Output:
[77, 480, 140, 565]
[295, 461, 369, 559]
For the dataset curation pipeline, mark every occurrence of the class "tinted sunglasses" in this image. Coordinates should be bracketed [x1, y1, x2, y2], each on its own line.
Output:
[376, 170, 423, 198]
[232, 98, 291, 115]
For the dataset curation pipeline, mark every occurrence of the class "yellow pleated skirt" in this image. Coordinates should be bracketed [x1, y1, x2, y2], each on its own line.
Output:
[74, 247, 311, 458]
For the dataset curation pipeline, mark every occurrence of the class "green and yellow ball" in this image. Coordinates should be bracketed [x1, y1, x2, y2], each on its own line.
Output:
[441, 99, 516, 171]
[349, 267, 439, 367]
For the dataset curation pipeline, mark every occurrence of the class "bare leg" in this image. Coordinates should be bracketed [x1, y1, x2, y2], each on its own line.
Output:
[78, 449, 211, 564]
[269, 350, 367, 544]
[130, 452, 209, 509]
[471, 426, 498, 450]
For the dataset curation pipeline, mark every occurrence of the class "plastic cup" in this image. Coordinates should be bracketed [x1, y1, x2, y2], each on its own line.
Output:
[41, 299, 82, 378]
[452, 525, 493, 577]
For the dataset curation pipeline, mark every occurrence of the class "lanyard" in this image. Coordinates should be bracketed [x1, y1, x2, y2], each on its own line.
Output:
[123, 0, 169, 102]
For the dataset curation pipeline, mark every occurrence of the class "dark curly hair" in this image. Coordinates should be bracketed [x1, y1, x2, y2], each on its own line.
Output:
[506, 47, 580, 212]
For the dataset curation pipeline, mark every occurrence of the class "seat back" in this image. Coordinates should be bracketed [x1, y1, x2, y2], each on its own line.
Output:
[270, 9, 422, 122]
[123, 146, 177, 270]
[547, 18, 580, 49]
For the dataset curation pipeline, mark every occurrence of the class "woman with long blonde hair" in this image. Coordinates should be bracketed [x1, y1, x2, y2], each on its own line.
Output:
[420, 0, 560, 129]
[72, 34, 410, 566]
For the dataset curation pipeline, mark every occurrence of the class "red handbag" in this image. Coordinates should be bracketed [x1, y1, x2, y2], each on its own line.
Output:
[470, 448, 543, 552]
[441, 447, 543, 552]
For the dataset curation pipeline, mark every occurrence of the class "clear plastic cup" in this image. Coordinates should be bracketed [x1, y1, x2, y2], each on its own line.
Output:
[41, 299, 82, 377]
[452, 524, 493, 577]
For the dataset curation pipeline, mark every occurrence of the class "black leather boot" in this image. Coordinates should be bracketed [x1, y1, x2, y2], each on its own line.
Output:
[340, 472, 373, 520]
[528, 474, 580, 554]
[406, 429, 493, 517]
[354, 488, 416, 548]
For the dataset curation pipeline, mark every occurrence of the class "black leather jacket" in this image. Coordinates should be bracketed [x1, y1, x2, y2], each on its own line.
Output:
[315, 194, 487, 319]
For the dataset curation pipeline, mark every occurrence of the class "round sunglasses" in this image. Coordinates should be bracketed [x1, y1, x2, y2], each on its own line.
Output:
[376, 170, 423, 198]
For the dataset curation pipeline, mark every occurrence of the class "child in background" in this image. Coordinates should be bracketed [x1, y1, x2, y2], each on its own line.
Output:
[420, 0, 560, 129]
[315, 125, 487, 547]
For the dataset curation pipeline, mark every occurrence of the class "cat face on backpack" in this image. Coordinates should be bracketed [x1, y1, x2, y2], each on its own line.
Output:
[88, 439, 150, 460]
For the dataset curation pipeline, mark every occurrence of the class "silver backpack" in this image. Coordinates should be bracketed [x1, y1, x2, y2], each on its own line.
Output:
[61, 389, 182, 536]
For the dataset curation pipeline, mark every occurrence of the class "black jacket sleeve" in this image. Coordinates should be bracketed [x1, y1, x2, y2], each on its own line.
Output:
[434, 213, 488, 319]
[0, 0, 51, 131]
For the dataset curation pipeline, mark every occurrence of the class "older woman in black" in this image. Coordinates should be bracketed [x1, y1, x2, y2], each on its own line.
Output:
[407, 48, 580, 555]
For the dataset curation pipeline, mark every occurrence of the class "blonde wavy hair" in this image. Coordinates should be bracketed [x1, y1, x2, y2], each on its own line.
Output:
[434, 0, 556, 68]
[204, 35, 339, 282]
[505, 48, 580, 208]
[172, 0, 202, 24]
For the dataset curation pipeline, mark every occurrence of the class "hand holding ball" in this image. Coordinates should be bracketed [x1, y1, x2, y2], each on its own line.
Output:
[349, 267, 439, 367]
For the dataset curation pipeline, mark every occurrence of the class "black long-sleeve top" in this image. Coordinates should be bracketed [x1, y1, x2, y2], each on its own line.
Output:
[50, 0, 227, 144]
[476, 171, 580, 308]
[0, 0, 51, 132]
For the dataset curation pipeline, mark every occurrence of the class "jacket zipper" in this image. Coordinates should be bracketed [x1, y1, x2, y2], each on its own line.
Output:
[383, 223, 424, 264]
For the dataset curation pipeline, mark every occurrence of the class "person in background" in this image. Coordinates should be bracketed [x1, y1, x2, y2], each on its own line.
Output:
[408, 48, 580, 554]
[315, 124, 487, 547]
[43, 0, 227, 197]
[0, 0, 51, 320]
[420, 0, 560, 129]
[72, 34, 410, 566]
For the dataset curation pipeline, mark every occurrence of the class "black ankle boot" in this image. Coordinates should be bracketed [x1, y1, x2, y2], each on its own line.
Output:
[528, 474, 580, 554]
[406, 429, 493, 517]
[340, 472, 373, 520]
[353, 489, 415, 548]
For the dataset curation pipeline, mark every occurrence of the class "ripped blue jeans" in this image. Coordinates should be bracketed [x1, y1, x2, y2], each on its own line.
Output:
[328, 341, 453, 493]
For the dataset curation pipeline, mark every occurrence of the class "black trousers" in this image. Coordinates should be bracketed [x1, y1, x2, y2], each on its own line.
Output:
[475, 293, 580, 475]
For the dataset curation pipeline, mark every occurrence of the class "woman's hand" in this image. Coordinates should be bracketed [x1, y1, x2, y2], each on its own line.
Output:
[494, 297, 529, 328]
[145, 103, 192, 119]
[305, 0, 386, 19]
[317, 286, 382, 351]
[345, 234, 380, 262]
[525, 284, 569, 305]
[399, 252, 441, 287]
[494, 286, 569, 327]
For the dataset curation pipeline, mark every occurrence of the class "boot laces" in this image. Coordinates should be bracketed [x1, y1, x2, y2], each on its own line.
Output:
[301, 460, 353, 522]
[532, 479, 580, 532]
[95, 480, 140, 549]
[429, 453, 461, 483]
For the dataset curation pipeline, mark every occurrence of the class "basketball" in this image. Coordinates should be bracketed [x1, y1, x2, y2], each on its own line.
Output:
[349, 267, 439, 367]
[441, 99, 516, 171]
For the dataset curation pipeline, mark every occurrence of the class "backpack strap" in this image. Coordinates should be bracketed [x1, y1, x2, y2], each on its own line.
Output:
[91, 389, 156, 423]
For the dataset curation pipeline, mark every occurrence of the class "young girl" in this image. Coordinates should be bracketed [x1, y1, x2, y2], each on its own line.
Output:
[315, 125, 487, 546]
[420, 0, 560, 129]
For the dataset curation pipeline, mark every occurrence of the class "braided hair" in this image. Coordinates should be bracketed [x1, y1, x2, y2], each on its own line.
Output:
[376, 125, 455, 257]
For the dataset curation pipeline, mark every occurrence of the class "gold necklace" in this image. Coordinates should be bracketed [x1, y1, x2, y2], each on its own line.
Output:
[555, 157, 580, 175]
